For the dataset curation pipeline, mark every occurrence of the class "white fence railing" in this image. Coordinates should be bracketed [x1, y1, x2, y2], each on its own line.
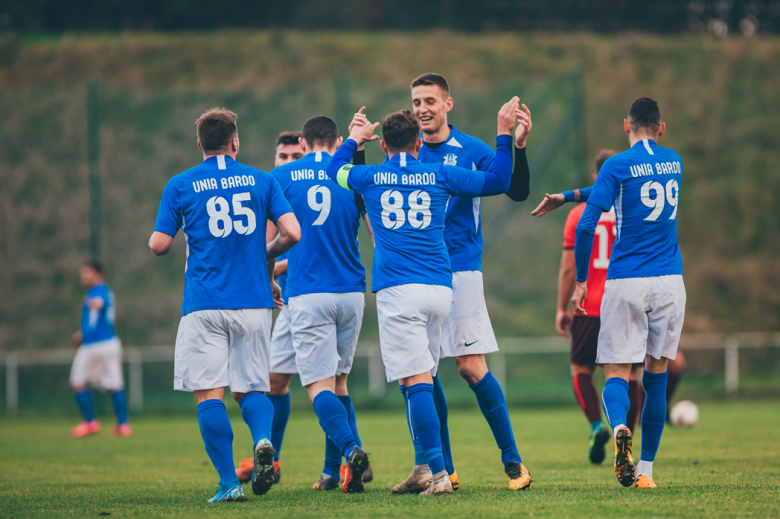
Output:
[2, 333, 778, 416]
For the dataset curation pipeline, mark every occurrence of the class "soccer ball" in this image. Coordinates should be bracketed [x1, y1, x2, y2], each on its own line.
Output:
[669, 400, 699, 428]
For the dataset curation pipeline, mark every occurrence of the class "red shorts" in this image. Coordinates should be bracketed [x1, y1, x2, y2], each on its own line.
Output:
[570, 316, 643, 368]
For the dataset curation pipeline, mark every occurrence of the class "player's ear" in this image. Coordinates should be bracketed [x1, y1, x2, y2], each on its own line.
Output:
[197, 139, 203, 152]
[336, 136, 343, 148]
[299, 136, 308, 154]
[233, 136, 239, 153]
[591, 172, 598, 183]
[623, 119, 631, 135]
[415, 137, 422, 153]
[657, 122, 665, 139]
[445, 96, 454, 113]
[380, 140, 389, 155]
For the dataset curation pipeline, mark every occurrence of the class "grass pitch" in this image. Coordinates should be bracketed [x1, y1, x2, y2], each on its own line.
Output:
[1, 401, 777, 518]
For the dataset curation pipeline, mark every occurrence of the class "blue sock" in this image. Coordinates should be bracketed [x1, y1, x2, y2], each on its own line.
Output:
[268, 393, 291, 461]
[197, 399, 235, 484]
[640, 370, 668, 462]
[239, 392, 274, 448]
[323, 435, 342, 479]
[432, 376, 456, 473]
[312, 391, 358, 459]
[401, 385, 427, 466]
[470, 371, 521, 465]
[406, 383, 446, 475]
[337, 395, 362, 448]
[74, 390, 95, 422]
[602, 377, 631, 430]
[110, 389, 128, 425]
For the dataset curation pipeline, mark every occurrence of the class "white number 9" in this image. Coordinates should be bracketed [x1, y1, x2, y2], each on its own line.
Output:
[665, 179, 679, 220]
[307, 185, 331, 225]
[641, 181, 665, 221]
[381, 190, 406, 229]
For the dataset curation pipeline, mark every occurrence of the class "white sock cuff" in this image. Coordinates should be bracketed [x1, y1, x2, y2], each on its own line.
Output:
[636, 460, 654, 478]
[613, 424, 627, 439]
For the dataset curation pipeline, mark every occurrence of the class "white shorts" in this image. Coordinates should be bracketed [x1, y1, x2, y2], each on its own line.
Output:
[440, 270, 499, 358]
[597, 275, 686, 365]
[376, 284, 452, 382]
[69, 337, 124, 390]
[288, 292, 365, 387]
[174, 308, 272, 393]
[269, 305, 296, 374]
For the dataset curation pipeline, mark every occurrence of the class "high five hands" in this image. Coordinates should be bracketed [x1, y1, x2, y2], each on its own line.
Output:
[348, 106, 380, 149]
[497, 97, 533, 149]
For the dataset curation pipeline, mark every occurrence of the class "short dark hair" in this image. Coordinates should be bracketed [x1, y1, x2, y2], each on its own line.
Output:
[276, 131, 302, 148]
[627, 97, 662, 134]
[302, 116, 339, 148]
[411, 73, 450, 98]
[381, 110, 420, 152]
[83, 260, 104, 275]
[195, 108, 238, 152]
[595, 149, 618, 174]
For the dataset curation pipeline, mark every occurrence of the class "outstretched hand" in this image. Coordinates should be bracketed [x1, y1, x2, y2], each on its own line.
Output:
[497, 96, 520, 136]
[530, 193, 566, 217]
[514, 104, 532, 148]
[348, 106, 380, 148]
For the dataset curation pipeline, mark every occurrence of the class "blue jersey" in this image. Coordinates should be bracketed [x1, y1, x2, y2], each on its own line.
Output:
[276, 252, 288, 304]
[418, 126, 495, 273]
[271, 151, 366, 298]
[81, 283, 117, 345]
[154, 155, 293, 315]
[586, 139, 683, 280]
[328, 137, 513, 292]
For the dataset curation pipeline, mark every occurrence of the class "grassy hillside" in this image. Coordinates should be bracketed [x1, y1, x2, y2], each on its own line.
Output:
[1, 31, 779, 351]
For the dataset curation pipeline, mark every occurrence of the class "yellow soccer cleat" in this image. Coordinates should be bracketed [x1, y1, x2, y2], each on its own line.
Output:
[613, 426, 636, 488]
[505, 462, 532, 491]
[449, 470, 459, 491]
[636, 474, 656, 489]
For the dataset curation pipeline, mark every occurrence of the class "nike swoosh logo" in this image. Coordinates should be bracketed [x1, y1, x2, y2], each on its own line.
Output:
[464, 341, 478, 347]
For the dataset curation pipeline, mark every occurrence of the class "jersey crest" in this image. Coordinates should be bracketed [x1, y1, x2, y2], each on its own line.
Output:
[443, 153, 458, 166]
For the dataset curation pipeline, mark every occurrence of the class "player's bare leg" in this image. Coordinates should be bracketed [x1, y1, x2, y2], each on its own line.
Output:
[455, 354, 531, 491]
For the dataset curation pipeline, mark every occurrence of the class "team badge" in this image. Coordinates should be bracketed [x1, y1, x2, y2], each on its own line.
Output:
[443, 153, 458, 166]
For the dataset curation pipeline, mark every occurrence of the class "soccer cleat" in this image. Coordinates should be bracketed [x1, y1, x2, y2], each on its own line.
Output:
[589, 424, 611, 464]
[71, 419, 100, 438]
[505, 462, 532, 491]
[235, 458, 253, 484]
[636, 474, 657, 489]
[391, 465, 432, 494]
[449, 470, 459, 491]
[251, 438, 276, 496]
[342, 446, 370, 494]
[340, 462, 373, 485]
[420, 471, 453, 496]
[109, 423, 132, 437]
[613, 426, 636, 488]
[273, 460, 281, 484]
[208, 477, 247, 503]
[312, 473, 340, 491]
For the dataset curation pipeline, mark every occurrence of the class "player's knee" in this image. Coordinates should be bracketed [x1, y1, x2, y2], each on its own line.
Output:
[269, 374, 291, 395]
[455, 357, 487, 384]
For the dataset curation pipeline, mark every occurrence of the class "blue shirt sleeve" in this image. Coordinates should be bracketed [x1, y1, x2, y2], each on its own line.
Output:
[327, 139, 370, 193]
[586, 158, 621, 212]
[153, 179, 182, 237]
[442, 135, 513, 196]
[574, 203, 602, 282]
[266, 176, 293, 223]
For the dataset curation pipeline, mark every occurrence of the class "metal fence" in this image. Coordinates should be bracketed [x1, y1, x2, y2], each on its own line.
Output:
[3, 332, 778, 416]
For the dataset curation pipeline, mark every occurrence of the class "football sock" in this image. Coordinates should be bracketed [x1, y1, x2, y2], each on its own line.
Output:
[590, 419, 606, 432]
[602, 377, 630, 435]
[110, 389, 128, 425]
[400, 385, 427, 466]
[640, 370, 668, 462]
[338, 395, 362, 448]
[74, 390, 95, 422]
[323, 434, 342, 480]
[197, 399, 236, 484]
[407, 383, 446, 475]
[470, 371, 521, 465]
[312, 391, 358, 459]
[573, 372, 602, 424]
[432, 376, 455, 473]
[268, 393, 290, 461]
[636, 460, 654, 479]
[238, 392, 274, 448]
[627, 379, 640, 433]
[666, 370, 681, 410]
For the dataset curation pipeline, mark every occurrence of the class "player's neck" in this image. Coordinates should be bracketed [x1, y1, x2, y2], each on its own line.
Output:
[386, 149, 419, 161]
[628, 132, 658, 148]
[202, 150, 238, 162]
[423, 122, 451, 145]
[304, 145, 335, 155]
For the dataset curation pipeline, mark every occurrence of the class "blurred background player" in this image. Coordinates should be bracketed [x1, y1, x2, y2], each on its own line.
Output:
[271, 116, 373, 494]
[236, 131, 303, 485]
[552, 150, 642, 464]
[570, 97, 685, 489]
[149, 108, 301, 502]
[69, 260, 130, 438]
[328, 99, 530, 495]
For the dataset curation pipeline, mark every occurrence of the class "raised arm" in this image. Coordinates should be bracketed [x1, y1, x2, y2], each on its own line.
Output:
[570, 203, 602, 314]
[505, 103, 533, 202]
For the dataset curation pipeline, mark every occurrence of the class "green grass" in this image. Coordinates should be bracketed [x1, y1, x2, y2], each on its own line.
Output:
[1, 401, 778, 518]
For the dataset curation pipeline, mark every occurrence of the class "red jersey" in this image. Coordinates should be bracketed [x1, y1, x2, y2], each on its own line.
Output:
[563, 203, 616, 317]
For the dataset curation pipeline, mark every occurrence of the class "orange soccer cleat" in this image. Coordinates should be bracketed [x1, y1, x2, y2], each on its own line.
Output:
[614, 426, 636, 488]
[342, 447, 370, 494]
[71, 419, 101, 439]
[109, 423, 132, 437]
[236, 458, 254, 483]
[636, 474, 657, 489]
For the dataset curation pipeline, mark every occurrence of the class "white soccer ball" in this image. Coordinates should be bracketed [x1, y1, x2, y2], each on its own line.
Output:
[670, 400, 699, 428]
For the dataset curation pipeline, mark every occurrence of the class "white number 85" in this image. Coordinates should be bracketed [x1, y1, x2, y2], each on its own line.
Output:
[641, 179, 679, 221]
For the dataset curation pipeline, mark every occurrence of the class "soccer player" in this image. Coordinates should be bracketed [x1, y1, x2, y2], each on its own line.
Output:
[235, 131, 303, 485]
[69, 260, 130, 438]
[326, 99, 532, 495]
[390, 73, 532, 492]
[570, 98, 685, 489]
[149, 108, 301, 502]
[269, 115, 373, 494]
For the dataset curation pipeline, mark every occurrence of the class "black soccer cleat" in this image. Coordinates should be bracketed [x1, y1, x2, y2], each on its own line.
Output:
[251, 438, 276, 496]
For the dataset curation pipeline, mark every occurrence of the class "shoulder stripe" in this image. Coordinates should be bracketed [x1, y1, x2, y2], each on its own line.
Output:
[337, 164, 353, 190]
[642, 139, 654, 155]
